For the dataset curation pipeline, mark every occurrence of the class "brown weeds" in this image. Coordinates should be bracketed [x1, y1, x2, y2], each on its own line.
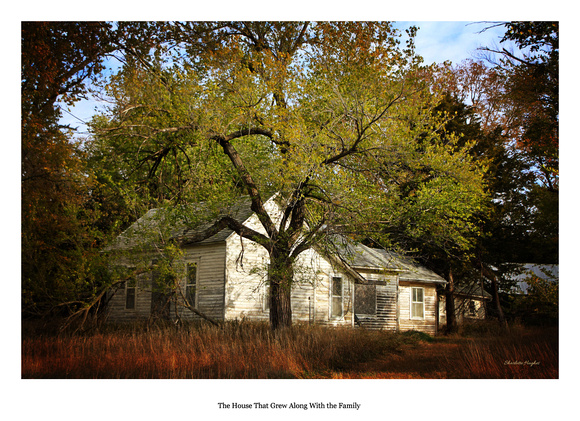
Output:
[21, 321, 558, 379]
[442, 326, 558, 379]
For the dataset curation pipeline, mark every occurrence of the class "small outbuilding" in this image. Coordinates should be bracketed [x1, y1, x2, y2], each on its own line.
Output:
[438, 282, 492, 327]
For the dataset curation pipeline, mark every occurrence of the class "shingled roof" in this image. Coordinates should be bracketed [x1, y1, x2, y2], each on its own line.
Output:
[174, 196, 254, 245]
[105, 196, 446, 286]
[328, 238, 446, 284]
[104, 196, 255, 251]
[454, 282, 492, 300]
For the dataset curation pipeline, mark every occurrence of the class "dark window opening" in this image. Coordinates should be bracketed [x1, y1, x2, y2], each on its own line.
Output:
[125, 278, 136, 310]
[331, 276, 343, 318]
[355, 283, 376, 315]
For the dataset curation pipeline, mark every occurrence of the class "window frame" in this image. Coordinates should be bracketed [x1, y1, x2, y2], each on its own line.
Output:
[331, 276, 344, 319]
[354, 282, 377, 316]
[263, 282, 270, 312]
[125, 277, 137, 310]
[468, 300, 477, 317]
[185, 262, 197, 308]
[410, 286, 425, 320]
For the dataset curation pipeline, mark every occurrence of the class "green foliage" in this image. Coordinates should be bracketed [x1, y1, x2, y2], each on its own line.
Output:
[476, 21, 559, 265]
[506, 268, 558, 326]
[502, 21, 558, 59]
[86, 22, 489, 329]
[401, 329, 434, 343]
[21, 21, 559, 332]
[499, 21, 559, 192]
[22, 22, 118, 317]
[20, 22, 491, 330]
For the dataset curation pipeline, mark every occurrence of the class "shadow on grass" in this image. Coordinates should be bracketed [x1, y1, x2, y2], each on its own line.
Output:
[21, 320, 558, 379]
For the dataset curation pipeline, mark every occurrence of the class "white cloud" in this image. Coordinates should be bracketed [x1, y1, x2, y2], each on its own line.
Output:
[398, 21, 507, 65]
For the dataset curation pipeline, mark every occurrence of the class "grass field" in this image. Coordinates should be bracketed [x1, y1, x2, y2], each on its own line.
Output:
[21, 320, 558, 379]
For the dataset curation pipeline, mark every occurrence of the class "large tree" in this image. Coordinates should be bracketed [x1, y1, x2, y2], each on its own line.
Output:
[91, 22, 487, 331]
[478, 21, 558, 194]
[22, 22, 115, 316]
[419, 22, 559, 327]
[457, 23, 558, 265]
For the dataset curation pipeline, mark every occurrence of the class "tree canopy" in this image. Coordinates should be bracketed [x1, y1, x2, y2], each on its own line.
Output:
[89, 22, 487, 329]
[21, 21, 557, 330]
[416, 21, 559, 327]
[21, 22, 115, 316]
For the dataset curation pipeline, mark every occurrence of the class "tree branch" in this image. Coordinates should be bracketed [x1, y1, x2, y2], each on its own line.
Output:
[321, 87, 406, 166]
[175, 286, 220, 326]
[290, 218, 327, 259]
[211, 129, 279, 240]
[181, 215, 271, 250]
[290, 22, 310, 55]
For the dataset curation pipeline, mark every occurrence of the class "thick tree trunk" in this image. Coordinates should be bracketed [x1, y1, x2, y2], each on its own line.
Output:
[490, 275, 508, 330]
[268, 251, 294, 331]
[481, 263, 508, 330]
[445, 268, 457, 334]
[269, 278, 292, 331]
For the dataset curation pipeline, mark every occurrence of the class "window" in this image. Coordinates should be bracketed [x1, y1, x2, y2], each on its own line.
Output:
[468, 300, 476, 316]
[125, 278, 136, 310]
[151, 260, 170, 318]
[331, 276, 343, 318]
[186, 263, 197, 307]
[355, 283, 376, 315]
[263, 283, 270, 312]
[411, 287, 424, 319]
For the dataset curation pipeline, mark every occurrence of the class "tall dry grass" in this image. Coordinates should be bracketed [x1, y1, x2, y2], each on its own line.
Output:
[21, 321, 407, 379]
[442, 325, 558, 379]
[21, 320, 558, 379]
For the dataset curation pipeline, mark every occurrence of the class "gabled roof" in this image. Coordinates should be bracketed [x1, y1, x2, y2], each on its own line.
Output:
[104, 196, 254, 251]
[454, 282, 492, 300]
[175, 196, 255, 245]
[325, 236, 447, 285]
[503, 263, 559, 294]
[105, 196, 446, 285]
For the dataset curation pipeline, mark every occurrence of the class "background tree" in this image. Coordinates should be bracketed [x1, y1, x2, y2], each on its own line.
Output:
[90, 21, 487, 331]
[421, 21, 558, 328]
[483, 22, 558, 185]
[376, 92, 496, 331]
[22, 22, 116, 317]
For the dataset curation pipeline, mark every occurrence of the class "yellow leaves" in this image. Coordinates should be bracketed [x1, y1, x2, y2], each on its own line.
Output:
[87, 23, 489, 258]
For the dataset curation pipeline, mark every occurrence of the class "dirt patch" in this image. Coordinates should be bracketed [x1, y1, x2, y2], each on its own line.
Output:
[324, 329, 558, 379]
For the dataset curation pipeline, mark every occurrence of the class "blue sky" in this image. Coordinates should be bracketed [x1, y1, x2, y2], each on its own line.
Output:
[401, 21, 508, 65]
[58, 21, 510, 133]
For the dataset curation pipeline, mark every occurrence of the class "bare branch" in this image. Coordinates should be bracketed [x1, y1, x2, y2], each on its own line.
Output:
[210, 129, 279, 240]
[174, 287, 220, 326]
[181, 215, 271, 250]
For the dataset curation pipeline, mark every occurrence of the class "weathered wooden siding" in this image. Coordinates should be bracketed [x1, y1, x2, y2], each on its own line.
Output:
[290, 247, 319, 322]
[106, 271, 153, 322]
[224, 232, 270, 321]
[354, 271, 398, 331]
[398, 281, 438, 336]
[292, 247, 354, 327]
[106, 195, 443, 333]
[223, 235, 355, 325]
[439, 296, 486, 326]
[223, 199, 354, 326]
[106, 242, 227, 322]
[223, 198, 281, 321]
[177, 242, 227, 321]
